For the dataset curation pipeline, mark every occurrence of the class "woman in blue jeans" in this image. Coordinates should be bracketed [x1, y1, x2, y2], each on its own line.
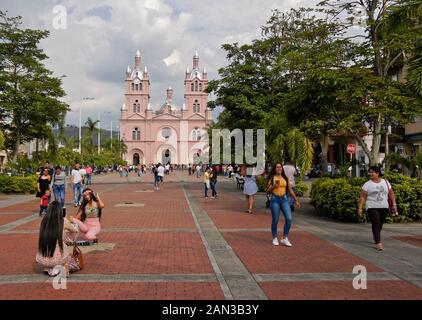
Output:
[52, 166, 66, 208]
[266, 163, 301, 247]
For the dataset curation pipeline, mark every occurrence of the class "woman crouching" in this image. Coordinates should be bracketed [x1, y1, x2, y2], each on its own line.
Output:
[70, 188, 104, 243]
[35, 201, 78, 276]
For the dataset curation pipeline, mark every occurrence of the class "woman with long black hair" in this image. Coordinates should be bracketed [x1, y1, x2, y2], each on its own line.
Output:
[35, 201, 78, 276]
[266, 163, 301, 246]
[70, 188, 105, 243]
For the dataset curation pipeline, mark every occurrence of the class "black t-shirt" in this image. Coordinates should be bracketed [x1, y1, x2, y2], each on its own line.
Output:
[40, 167, 54, 177]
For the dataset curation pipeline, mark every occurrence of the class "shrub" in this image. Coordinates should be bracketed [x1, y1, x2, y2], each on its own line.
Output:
[295, 180, 309, 197]
[310, 174, 422, 223]
[0, 175, 38, 194]
[256, 176, 268, 192]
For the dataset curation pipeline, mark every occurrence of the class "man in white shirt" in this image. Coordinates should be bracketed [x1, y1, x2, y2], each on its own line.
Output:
[195, 164, 201, 178]
[70, 163, 84, 206]
[157, 163, 165, 190]
[283, 160, 299, 211]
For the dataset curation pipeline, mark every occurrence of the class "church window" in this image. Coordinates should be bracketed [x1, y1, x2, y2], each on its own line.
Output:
[195, 81, 198, 92]
[199, 83, 202, 91]
[191, 83, 194, 92]
[132, 127, 141, 141]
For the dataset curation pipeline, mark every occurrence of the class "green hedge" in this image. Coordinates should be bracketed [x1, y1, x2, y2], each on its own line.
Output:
[0, 175, 38, 194]
[310, 174, 422, 223]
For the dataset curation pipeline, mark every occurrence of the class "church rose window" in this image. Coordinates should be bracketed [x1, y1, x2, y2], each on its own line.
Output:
[162, 127, 171, 139]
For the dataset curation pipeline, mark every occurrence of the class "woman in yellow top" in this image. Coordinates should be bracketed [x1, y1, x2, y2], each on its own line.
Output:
[266, 163, 301, 246]
[203, 167, 211, 198]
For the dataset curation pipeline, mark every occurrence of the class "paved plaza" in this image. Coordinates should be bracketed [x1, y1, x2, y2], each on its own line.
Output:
[0, 171, 421, 300]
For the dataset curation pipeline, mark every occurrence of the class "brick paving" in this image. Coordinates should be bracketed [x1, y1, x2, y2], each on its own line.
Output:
[392, 236, 422, 249]
[0, 171, 421, 300]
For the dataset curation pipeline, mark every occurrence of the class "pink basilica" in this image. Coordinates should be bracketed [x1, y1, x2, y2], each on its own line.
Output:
[119, 50, 212, 165]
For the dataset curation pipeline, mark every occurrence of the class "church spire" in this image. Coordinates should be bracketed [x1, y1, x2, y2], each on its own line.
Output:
[135, 49, 141, 71]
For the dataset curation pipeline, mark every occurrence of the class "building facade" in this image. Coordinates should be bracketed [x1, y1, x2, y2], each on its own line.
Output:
[119, 50, 212, 165]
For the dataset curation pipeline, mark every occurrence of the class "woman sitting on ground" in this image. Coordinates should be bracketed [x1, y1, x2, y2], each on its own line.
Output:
[70, 188, 105, 243]
[35, 202, 78, 276]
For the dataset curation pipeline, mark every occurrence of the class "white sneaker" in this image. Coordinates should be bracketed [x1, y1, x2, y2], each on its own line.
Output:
[280, 238, 292, 247]
[272, 237, 279, 246]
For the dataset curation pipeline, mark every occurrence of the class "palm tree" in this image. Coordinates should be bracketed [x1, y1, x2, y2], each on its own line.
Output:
[0, 129, 4, 149]
[386, 0, 422, 96]
[61, 136, 79, 150]
[408, 39, 422, 97]
[268, 128, 314, 176]
[84, 117, 100, 153]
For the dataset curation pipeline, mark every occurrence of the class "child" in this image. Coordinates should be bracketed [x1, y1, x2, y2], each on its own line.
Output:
[39, 190, 51, 216]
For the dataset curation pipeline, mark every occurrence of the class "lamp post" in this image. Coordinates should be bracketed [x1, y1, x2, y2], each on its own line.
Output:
[110, 120, 114, 150]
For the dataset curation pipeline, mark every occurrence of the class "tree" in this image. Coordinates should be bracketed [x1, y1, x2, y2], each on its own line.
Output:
[268, 128, 314, 175]
[0, 11, 68, 162]
[310, 0, 422, 164]
[83, 117, 99, 153]
[206, 8, 343, 164]
[0, 129, 4, 149]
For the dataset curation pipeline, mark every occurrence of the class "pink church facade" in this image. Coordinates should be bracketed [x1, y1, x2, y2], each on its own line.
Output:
[119, 50, 212, 165]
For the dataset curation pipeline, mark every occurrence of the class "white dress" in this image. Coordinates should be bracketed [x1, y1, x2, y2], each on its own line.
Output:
[243, 176, 258, 196]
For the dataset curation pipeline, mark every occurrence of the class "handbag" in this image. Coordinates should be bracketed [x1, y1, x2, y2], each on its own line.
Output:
[384, 180, 397, 215]
[68, 242, 84, 272]
[265, 194, 271, 209]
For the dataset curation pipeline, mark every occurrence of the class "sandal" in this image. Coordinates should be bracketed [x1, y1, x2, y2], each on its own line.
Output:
[376, 243, 384, 251]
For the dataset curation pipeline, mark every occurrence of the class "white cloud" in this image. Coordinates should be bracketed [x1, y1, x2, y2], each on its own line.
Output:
[0, 0, 321, 127]
[163, 49, 181, 66]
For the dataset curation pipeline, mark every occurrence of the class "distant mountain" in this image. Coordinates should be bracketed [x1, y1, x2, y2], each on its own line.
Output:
[53, 125, 119, 145]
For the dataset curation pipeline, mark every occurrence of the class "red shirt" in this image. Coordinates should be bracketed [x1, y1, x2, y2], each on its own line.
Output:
[41, 195, 49, 207]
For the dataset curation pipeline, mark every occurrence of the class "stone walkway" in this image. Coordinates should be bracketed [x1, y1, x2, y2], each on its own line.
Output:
[0, 171, 421, 300]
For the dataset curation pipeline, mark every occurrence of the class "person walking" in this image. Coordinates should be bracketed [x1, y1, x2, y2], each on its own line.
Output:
[203, 167, 211, 199]
[37, 168, 52, 201]
[70, 188, 105, 243]
[195, 164, 201, 178]
[188, 163, 192, 176]
[71, 163, 84, 207]
[52, 165, 66, 209]
[157, 163, 165, 190]
[358, 166, 398, 251]
[267, 162, 301, 246]
[210, 166, 218, 199]
[283, 160, 299, 212]
[242, 166, 258, 214]
[85, 165, 93, 185]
